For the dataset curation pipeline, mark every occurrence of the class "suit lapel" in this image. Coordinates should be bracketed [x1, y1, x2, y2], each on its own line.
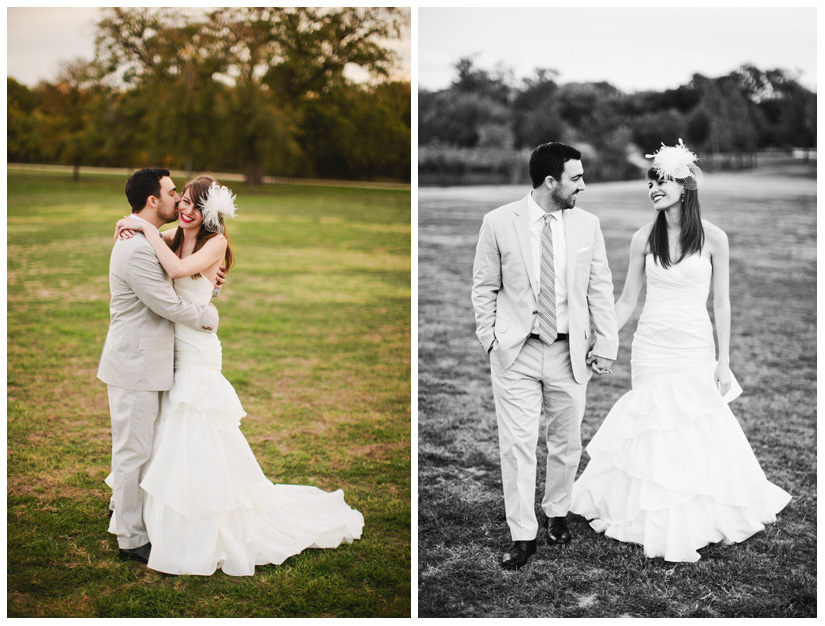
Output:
[512, 196, 539, 297]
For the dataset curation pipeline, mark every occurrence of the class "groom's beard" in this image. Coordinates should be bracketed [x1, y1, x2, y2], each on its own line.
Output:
[157, 200, 179, 224]
[552, 187, 579, 210]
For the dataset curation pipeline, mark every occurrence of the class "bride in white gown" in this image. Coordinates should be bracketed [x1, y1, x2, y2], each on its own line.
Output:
[571, 141, 790, 563]
[110, 175, 364, 576]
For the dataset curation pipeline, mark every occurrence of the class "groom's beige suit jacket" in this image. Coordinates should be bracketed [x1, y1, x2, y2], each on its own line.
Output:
[97, 233, 219, 391]
[472, 195, 618, 382]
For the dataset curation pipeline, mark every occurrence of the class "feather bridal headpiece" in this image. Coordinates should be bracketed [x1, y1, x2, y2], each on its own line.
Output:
[646, 138, 704, 190]
[199, 181, 237, 233]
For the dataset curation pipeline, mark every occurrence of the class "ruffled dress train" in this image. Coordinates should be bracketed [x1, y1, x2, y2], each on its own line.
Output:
[108, 276, 363, 576]
[571, 254, 790, 562]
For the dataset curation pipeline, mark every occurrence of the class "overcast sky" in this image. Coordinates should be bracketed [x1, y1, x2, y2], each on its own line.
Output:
[6, 7, 411, 87]
[419, 7, 817, 93]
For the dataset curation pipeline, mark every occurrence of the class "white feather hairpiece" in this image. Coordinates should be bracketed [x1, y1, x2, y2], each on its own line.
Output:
[646, 138, 704, 190]
[199, 181, 237, 233]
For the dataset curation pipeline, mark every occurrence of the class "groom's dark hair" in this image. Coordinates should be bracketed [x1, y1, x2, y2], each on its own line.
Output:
[125, 168, 171, 212]
[529, 143, 582, 188]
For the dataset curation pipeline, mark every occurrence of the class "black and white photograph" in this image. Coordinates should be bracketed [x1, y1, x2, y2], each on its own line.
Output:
[418, 7, 816, 618]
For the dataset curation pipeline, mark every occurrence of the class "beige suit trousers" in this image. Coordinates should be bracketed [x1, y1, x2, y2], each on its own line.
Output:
[490, 336, 587, 541]
[108, 385, 162, 549]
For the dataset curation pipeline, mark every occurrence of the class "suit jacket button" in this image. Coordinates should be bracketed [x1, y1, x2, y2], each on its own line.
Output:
[533, 310, 538, 315]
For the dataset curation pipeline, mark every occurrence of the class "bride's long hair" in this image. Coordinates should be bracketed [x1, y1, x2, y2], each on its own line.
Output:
[645, 168, 704, 268]
[170, 175, 235, 279]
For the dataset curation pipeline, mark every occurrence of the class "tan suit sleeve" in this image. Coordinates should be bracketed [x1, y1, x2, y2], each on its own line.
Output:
[471, 214, 500, 353]
[125, 242, 220, 333]
[587, 218, 619, 360]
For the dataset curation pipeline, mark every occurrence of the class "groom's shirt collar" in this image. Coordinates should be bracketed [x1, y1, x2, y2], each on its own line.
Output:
[527, 191, 562, 224]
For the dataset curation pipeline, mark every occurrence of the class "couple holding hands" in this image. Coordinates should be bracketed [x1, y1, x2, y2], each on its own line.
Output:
[472, 141, 790, 568]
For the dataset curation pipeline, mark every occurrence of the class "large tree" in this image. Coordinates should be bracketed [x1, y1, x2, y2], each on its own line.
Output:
[11, 8, 411, 183]
[7, 78, 39, 163]
[209, 7, 407, 184]
[35, 59, 100, 180]
[94, 8, 233, 174]
[92, 7, 408, 185]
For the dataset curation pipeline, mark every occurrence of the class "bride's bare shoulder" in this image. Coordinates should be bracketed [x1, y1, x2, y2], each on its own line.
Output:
[630, 222, 654, 253]
[702, 221, 729, 253]
[702, 220, 727, 240]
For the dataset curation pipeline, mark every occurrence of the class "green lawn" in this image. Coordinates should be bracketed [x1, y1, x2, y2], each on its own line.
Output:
[417, 160, 816, 618]
[7, 171, 411, 617]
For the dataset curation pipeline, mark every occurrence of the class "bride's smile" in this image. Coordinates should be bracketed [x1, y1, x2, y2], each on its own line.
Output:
[177, 191, 203, 229]
[648, 178, 682, 210]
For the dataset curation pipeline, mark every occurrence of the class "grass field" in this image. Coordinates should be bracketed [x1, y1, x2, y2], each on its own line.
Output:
[7, 171, 411, 617]
[417, 161, 816, 618]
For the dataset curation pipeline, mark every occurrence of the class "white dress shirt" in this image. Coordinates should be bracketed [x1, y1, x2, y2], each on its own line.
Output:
[527, 192, 568, 334]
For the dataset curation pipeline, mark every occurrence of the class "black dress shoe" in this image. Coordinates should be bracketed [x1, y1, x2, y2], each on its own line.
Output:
[501, 539, 537, 569]
[546, 516, 571, 544]
[119, 543, 151, 565]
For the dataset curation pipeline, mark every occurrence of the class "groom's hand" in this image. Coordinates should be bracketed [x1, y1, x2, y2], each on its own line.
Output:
[589, 355, 614, 376]
[212, 265, 228, 298]
[215, 265, 227, 288]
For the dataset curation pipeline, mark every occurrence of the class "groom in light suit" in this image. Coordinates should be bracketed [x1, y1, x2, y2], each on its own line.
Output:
[472, 143, 619, 569]
[97, 168, 220, 564]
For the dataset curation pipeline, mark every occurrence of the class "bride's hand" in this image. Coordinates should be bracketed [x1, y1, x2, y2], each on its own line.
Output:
[715, 362, 732, 396]
[115, 216, 146, 241]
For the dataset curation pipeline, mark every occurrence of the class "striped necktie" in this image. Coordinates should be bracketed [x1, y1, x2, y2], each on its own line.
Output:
[538, 213, 558, 344]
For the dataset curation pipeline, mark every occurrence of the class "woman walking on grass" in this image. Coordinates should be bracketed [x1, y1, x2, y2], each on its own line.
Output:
[110, 175, 363, 575]
[570, 140, 790, 562]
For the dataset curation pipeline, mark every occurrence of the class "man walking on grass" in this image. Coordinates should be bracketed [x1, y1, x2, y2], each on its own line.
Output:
[471, 142, 619, 569]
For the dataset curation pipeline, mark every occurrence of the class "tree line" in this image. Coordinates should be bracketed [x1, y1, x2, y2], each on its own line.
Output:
[420, 58, 816, 185]
[8, 7, 411, 185]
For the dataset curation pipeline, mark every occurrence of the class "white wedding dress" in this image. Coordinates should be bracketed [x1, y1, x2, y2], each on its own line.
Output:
[108, 276, 363, 576]
[571, 253, 790, 562]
